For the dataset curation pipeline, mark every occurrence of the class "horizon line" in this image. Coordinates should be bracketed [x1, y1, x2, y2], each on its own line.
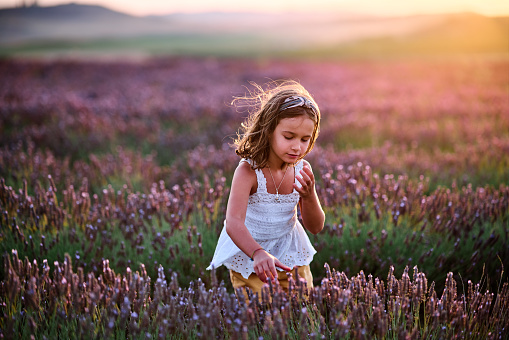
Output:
[1, 2, 509, 18]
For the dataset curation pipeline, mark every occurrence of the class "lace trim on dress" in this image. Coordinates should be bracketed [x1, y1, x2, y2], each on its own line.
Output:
[240, 158, 300, 199]
[248, 192, 299, 205]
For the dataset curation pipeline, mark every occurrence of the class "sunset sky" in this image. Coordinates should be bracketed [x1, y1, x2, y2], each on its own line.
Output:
[1, 0, 509, 16]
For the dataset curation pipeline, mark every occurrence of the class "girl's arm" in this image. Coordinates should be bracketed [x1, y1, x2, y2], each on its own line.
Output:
[225, 162, 291, 282]
[294, 160, 325, 234]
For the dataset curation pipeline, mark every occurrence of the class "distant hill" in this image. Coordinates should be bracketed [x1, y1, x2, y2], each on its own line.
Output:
[0, 3, 171, 43]
[0, 2, 132, 20]
[0, 3, 507, 58]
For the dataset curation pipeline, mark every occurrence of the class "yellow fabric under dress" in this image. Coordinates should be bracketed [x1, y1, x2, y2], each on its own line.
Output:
[230, 265, 313, 302]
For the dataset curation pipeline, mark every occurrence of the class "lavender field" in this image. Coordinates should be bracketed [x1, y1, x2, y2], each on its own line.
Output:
[1, 56, 508, 339]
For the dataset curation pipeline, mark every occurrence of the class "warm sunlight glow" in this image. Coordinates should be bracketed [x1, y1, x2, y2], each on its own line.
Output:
[1, 0, 509, 16]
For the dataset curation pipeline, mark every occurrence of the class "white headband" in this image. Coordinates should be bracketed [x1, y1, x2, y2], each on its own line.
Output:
[279, 96, 318, 114]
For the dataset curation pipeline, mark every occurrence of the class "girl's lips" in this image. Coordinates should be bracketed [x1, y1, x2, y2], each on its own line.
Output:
[288, 154, 299, 158]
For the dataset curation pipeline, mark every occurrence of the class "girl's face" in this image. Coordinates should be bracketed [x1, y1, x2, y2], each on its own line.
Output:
[269, 115, 315, 165]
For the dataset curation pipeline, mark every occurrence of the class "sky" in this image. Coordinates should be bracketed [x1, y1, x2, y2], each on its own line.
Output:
[2, 0, 509, 16]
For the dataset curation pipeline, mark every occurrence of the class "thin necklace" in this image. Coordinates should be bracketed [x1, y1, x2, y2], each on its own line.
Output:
[268, 164, 290, 203]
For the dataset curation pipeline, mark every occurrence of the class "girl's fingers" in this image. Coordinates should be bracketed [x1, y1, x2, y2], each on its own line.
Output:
[296, 175, 307, 187]
[264, 263, 277, 281]
[300, 169, 313, 184]
[296, 176, 310, 192]
[263, 263, 274, 282]
[275, 260, 292, 271]
[256, 267, 267, 282]
[271, 266, 279, 280]
[297, 170, 313, 187]
[293, 183, 307, 196]
[295, 170, 314, 196]
[301, 166, 314, 179]
[255, 256, 290, 283]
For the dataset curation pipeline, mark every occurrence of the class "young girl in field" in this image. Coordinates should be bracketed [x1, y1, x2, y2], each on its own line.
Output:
[207, 80, 325, 299]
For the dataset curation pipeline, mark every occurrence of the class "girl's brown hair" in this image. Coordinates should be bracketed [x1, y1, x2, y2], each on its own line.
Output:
[233, 80, 320, 169]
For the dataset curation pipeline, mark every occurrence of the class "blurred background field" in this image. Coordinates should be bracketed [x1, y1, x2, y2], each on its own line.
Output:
[1, 55, 508, 284]
[0, 1, 508, 338]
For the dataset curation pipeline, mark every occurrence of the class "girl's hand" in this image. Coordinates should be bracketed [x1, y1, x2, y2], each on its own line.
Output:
[294, 166, 316, 199]
[252, 250, 292, 283]
[294, 162, 325, 234]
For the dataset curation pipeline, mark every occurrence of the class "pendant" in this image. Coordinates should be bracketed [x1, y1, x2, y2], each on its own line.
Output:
[275, 193, 280, 202]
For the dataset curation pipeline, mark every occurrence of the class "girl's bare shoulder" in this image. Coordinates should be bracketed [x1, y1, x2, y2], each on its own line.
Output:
[232, 160, 257, 192]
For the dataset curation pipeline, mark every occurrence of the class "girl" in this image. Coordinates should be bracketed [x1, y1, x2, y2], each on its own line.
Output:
[207, 80, 325, 299]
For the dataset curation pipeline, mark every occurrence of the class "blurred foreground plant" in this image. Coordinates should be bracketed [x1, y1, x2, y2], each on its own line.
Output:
[1, 253, 507, 339]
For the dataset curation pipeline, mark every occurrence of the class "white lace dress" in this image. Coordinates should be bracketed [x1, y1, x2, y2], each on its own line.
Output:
[206, 159, 317, 279]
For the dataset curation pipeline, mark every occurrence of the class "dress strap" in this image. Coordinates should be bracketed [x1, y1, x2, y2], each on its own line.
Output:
[255, 168, 268, 193]
[239, 159, 268, 194]
[239, 158, 251, 166]
[294, 160, 304, 175]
